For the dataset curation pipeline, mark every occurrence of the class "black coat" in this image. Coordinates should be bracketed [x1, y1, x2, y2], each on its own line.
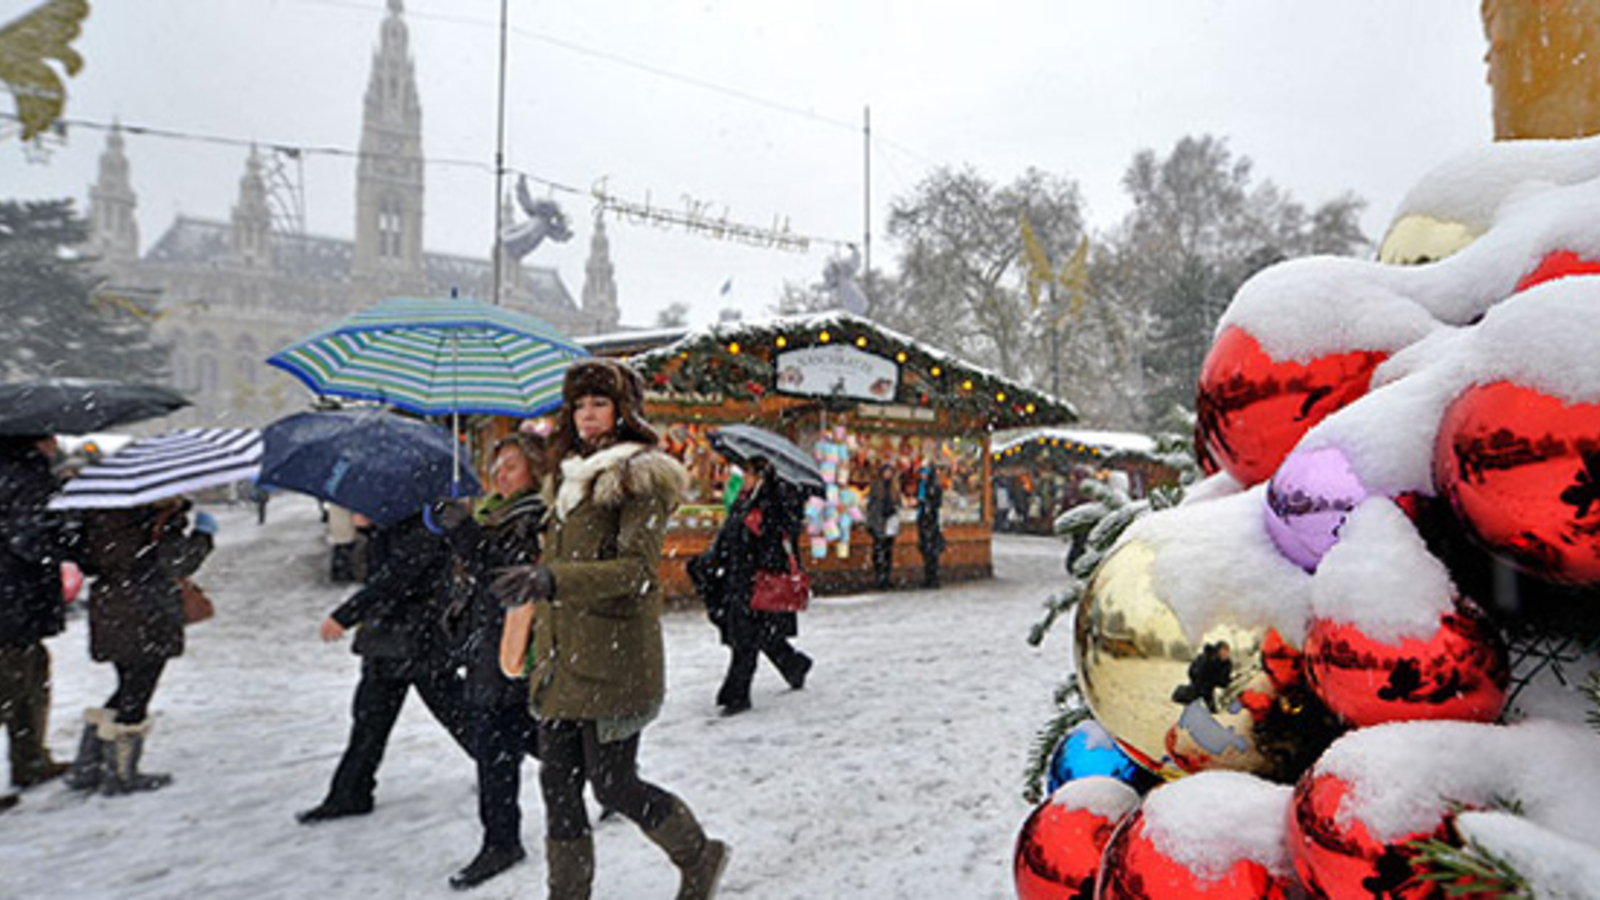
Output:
[440, 492, 545, 708]
[0, 440, 74, 645]
[692, 480, 800, 648]
[916, 477, 945, 557]
[79, 502, 212, 664]
[330, 514, 454, 678]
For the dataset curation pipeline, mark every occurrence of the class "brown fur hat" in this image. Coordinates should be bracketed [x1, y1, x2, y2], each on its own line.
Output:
[560, 358, 658, 446]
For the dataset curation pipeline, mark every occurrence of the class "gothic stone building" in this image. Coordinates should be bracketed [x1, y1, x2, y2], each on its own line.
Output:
[83, 0, 619, 428]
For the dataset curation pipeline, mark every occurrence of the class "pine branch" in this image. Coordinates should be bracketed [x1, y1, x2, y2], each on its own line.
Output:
[1021, 676, 1091, 804]
[1407, 836, 1531, 898]
[1584, 670, 1600, 735]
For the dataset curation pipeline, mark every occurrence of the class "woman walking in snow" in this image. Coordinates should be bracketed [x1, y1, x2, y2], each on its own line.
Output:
[68, 496, 216, 795]
[696, 457, 812, 716]
[498, 358, 729, 900]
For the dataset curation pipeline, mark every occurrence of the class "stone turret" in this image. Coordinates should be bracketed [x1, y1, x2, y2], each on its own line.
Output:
[87, 125, 138, 263]
[581, 213, 620, 332]
[231, 150, 273, 267]
[352, 0, 425, 304]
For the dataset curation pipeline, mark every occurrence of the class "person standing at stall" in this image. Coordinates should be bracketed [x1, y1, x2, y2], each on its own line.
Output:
[696, 457, 813, 716]
[498, 358, 728, 900]
[865, 462, 900, 590]
[916, 464, 946, 589]
[430, 432, 549, 890]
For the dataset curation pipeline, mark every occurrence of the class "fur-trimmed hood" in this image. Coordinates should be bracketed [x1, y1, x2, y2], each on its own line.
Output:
[554, 442, 689, 521]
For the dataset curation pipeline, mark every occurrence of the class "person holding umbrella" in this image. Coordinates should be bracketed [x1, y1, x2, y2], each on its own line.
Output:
[68, 496, 216, 794]
[0, 435, 76, 805]
[497, 358, 729, 900]
[428, 431, 549, 890]
[693, 456, 813, 716]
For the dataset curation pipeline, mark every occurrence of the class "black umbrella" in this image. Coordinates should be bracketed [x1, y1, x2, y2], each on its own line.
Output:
[257, 409, 481, 527]
[709, 424, 826, 496]
[0, 379, 190, 435]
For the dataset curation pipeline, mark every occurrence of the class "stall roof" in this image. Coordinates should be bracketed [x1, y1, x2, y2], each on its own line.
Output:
[631, 311, 1078, 430]
[992, 427, 1161, 463]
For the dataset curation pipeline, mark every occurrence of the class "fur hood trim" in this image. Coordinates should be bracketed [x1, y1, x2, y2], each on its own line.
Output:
[555, 442, 689, 521]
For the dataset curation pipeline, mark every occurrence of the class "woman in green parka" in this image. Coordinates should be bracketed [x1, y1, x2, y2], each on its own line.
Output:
[498, 358, 729, 900]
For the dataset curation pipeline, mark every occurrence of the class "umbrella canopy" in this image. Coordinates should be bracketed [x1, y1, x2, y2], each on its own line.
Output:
[0, 379, 190, 435]
[266, 296, 590, 418]
[48, 428, 262, 510]
[257, 409, 481, 527]
[709, 424, 826, 496]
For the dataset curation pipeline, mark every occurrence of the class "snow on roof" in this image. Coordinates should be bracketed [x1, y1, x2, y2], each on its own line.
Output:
[992, 428, 1157, 458]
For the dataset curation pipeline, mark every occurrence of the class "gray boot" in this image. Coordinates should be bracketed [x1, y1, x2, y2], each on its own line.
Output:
[63, 708, 110, 791]
[545, 836, 594, 900]
[100, 718, 171, 796]
[644, 799, 729, 900]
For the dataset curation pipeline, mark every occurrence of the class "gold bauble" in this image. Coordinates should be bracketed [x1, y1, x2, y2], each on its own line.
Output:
[1072, 540, 1335, 783]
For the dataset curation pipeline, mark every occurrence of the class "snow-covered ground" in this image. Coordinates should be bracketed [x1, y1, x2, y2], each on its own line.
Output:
[0, 495, 1071, 899]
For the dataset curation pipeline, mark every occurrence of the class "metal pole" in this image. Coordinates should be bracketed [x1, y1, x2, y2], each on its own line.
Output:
[863, 105, 871, 279]
[490, 0, 510, 307]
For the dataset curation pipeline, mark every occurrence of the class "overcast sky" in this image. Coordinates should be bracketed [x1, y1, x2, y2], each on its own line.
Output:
[1, 0, 1492, 330]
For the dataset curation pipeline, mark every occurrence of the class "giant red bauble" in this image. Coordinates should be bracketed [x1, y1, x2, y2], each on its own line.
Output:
[1013, 778, 1138, 900]
[1303, 602, 1509, 728]
[1096, 807, 1293, 900]
[1433, 380, 1600, 584]
[1514, 250, 1600, 293]
[1196, 327, 1388, 487]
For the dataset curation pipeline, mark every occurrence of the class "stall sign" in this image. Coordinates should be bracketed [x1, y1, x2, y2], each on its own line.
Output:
[775, 345, 898, 403]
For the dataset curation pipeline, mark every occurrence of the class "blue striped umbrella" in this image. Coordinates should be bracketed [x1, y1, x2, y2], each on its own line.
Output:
[48, 428, 262, 510]
[266, 296, 589, 417]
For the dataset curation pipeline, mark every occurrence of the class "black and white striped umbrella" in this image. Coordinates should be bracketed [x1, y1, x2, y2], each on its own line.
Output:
[48, 428, 263, 510]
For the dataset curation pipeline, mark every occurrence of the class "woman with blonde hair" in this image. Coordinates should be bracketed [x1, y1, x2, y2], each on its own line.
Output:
[499, 358, 729, 900]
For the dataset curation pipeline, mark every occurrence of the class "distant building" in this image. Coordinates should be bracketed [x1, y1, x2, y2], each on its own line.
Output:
[84, 0, 619, 426]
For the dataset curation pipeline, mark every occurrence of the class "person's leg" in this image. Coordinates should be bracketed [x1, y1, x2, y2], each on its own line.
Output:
[300, 669, 407, 819]
[539, 720, 594, 899]
[872, 537, 891, 588]
[411, 665, 474, 758]
[761, 637, 812, 691]
[2, 643, 65, 786]
[715, 644, 757, 713]
[449, 704, 530, 889]
[108, 659, 166, 724]
[100, 660, 171, 795]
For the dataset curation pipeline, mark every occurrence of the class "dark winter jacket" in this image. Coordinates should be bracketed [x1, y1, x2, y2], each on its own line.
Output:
[865, 474, 900, 541]
[693, 478, 800, 649]
[330, 514, 453, 678]
[79, 502, 212, 665]
[527, 442, 688, 721]
[441, 490, 546, 708]
[916, 475, 945, 557]
[0, 439, 74, 645]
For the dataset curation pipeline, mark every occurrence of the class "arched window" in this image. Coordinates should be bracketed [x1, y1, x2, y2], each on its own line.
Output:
[379, 196, 403, 259]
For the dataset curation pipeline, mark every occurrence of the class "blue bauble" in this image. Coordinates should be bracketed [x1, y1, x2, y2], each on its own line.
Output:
[1047, 719, 1159, 795]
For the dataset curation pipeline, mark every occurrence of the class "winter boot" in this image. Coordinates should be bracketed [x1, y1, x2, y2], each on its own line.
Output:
[643, 799, 730, 900]
[545, 836, 594, 900]
[63, 708, 110, 791]
[0, 792, 17, 813]
[99, 718, 172, 796]
[448, 841, 526, 891]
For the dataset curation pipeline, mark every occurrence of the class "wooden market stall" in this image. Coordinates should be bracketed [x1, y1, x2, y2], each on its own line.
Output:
[600, 312, 1079, 600]
[989, 428, 1183, 535]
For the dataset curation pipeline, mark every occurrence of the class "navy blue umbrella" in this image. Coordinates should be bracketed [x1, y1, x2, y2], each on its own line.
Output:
[258, 409, 480, 527]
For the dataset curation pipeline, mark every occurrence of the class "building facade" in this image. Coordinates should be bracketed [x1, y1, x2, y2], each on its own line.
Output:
[85, 0, 619, 427]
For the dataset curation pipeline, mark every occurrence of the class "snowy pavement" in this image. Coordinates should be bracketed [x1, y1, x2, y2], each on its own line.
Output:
[0, 496, 1072, 899]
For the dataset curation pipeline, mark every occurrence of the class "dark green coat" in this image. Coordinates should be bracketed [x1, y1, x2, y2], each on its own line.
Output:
[529, 442, 688, 721]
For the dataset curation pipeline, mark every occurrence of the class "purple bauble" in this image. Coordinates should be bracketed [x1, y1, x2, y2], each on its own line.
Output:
[1265, 445, 1369, 571]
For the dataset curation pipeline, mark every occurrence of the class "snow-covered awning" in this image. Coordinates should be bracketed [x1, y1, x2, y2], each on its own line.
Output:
[629, 312, 1078, 430]
[992, 427, 1160, 463]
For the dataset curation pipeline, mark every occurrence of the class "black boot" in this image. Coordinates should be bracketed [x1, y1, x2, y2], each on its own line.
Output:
[100, 719, 171, 796]
[64, 708, 109, 792]
[296, 797, 374, 824]
[448, 842, 526, 890]
[0, 793, 18, 813]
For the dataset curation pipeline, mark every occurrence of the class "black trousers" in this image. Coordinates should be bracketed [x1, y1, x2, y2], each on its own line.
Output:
[717, 638, 808, 708]
[107, 659, 167, 724]
[538, 719, 674, 841]
[322, 663, 471, 806]
[470, 702, 535, 849]
[871, 535, 895, 587]
[0, 643, 54, 779]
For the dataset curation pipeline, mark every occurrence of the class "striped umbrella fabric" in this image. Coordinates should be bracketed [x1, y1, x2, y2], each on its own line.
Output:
[49, 428, 263, 510]
[266, 296, 590, 417]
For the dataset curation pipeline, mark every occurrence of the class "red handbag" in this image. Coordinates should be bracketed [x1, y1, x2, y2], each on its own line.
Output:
[750, 550, 811, 613]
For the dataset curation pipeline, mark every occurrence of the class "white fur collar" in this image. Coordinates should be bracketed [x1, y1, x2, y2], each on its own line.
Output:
[555, 442, 647, 520]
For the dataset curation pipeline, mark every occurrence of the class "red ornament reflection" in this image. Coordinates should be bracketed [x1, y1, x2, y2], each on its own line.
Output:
[1433, 381, 1600, 584]
[1196, 327, 1388, 487]
[1097, 808, 1292, 900]
[1013, 783, 1132, 900]
[1513, 250, 1600, 293]
[1303, 602, 1508, 728]
[1289, 771, 1486, 899]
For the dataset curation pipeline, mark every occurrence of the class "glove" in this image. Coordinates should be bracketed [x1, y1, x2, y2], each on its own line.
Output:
[423, 498, 472, 534]
[491, 564, 555, 608]
[192, 510, 219, 536]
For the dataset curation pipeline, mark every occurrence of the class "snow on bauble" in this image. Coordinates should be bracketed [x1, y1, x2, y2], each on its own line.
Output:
[1013, 777, 1141, 900]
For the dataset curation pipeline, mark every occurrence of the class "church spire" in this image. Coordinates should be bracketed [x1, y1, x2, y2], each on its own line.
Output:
[352, 0, 425, 304]
[581, 212, 620, 332]
[231, 148, 273, 267]
[87, 124, 138, 263]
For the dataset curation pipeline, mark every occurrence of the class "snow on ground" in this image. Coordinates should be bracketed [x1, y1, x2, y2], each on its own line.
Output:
[0, 495, 1071, 899]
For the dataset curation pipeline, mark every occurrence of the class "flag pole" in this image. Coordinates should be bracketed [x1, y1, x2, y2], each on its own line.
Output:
[490, 0, 510, 308]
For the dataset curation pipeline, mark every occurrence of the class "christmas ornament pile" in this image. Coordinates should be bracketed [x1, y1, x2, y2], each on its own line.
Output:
[1016, 135, 1600, 899]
